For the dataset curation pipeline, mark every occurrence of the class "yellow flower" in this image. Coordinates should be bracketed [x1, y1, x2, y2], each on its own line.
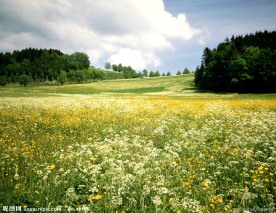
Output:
[50, 164, 55, 169]
[258, 165, 263, 171]
[89, 194, 101, 200]
[91, 157, 97, 162]
[217, 197, 223, 203]
[203, 182, 209, 188]
[211, 196, 217, 202]
[35, 190, 39, 194]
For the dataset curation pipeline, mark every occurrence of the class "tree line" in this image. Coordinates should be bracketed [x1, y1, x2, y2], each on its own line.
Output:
[105, 62, 190, 78]
[0, 48, 106, 86]
[105, 62, 144, 78]
[0, 47, 192, 86]
[195, 30, 276, 93]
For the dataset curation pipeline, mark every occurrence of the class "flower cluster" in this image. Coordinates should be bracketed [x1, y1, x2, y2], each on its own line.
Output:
[1, 96, 275, 212]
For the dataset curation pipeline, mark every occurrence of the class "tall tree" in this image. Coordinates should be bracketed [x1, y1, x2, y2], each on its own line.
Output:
[70, 52, 90, 69]
[195, 30, 276, 92]
[105, 62, 111, 70]
[142, 69, 148, 77]
[183, 68, 190, 74]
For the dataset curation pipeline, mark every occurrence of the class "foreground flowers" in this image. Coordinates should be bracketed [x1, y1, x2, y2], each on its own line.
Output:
[0, 96, 275, 212]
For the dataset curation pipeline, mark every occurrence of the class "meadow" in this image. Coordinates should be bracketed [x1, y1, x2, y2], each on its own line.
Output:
[0, 74, 275, 212]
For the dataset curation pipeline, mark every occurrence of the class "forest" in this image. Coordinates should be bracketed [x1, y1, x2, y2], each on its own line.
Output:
[195, 30, 276, 93]
[0, 48, 156, 86]
[0, 48, 109, 86]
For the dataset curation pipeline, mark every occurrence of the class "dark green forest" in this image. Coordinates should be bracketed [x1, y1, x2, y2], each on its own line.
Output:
[0, 48, 113, 86]
[195, 30, 276, 93]
[0, 48, 147, 86]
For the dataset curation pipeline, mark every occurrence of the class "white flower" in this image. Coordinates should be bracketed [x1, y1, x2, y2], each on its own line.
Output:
[152, 195, 162, 206]
[160, 187, 168, 194]
[37, 170, 43, 176]
[14, 174, 19, 180]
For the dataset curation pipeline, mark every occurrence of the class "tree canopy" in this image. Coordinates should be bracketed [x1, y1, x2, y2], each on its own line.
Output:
[195, 30, 276, 93]
[0, 48, 99, 85]
[111, 63, 142, 78]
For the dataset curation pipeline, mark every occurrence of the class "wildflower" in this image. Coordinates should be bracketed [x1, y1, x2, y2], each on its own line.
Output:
[35, 190, 39, 194]
[258, 165, 263, 171]
[161, 187, 168, 194]
[217, 197, 223, 203]
[203, 182, 209, 188]
[90, 157, 97, 162]
[37, 170, 43, 176]
[14, 173, 19, 180]
[211, 196, 217, 202]
[15, 184, 20, 189]
[152, 195, 162, 206]
[89, 194, 101, 200]
[50, 164, 55, 169]
[65, 188, 75, 197]
[170, 162, 177, 168]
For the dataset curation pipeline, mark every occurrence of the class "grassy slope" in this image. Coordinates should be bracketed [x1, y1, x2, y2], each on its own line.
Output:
[0, 74, 275, 101]
[105, 70, 125, 80]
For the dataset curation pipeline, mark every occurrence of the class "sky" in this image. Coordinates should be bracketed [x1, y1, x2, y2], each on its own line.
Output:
[0, 0, 275, 74]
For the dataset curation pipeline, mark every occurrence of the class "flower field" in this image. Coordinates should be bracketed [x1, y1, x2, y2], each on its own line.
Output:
[0, 78, 276, 212]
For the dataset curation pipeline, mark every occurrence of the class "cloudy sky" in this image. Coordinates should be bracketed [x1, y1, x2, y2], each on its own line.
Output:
[0, 0, 275, 74]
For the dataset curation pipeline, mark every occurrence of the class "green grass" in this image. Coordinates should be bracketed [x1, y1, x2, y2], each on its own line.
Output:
[1, 74, 275, 101]
[0, 74, 193, 96]
[105, 70, 125, 80]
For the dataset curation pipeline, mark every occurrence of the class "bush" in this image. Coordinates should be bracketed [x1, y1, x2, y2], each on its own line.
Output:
[57, 70, 67, 85]
[18, 74, 32, 86]
[0, 76, 7, 86]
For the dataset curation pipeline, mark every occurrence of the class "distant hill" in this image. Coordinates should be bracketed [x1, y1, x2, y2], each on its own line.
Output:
[195, 30, 276, 93]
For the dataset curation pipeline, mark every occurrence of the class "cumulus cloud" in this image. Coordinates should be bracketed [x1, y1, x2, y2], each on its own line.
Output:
[0, 0, 202, 70]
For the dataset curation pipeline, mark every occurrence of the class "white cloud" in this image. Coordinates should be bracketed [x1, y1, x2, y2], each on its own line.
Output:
[0, 0, 202, 70]
[108, 48, 161, 70]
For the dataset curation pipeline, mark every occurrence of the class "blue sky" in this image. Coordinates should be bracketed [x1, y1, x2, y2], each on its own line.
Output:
[161, 0, 276, 73]
[0, 0, 275, 74]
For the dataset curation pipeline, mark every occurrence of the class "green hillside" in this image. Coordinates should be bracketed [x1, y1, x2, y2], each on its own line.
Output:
[105, 70, 125, 80]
